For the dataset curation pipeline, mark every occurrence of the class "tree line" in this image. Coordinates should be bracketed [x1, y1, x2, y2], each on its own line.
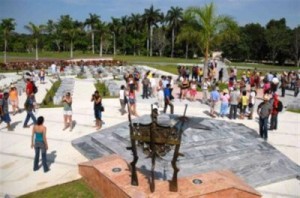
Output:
[0, 2, 299, 67]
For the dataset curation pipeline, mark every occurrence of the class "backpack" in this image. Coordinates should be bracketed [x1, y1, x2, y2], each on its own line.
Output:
[277, 100, 283, 112]
[32, 82, 38, 94]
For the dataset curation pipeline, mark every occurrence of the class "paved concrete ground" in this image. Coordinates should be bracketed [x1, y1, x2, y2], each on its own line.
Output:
[0, 72, 299, 197]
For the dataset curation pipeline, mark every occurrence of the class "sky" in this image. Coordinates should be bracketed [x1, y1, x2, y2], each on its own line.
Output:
[1, 0, 299, 33]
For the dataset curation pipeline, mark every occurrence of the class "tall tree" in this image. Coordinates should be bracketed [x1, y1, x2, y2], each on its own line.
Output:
[177, 24, 200, 59]
[143, 5, 163, 56]
[241, 23, 267, 61]
[46, 20, 61, 51]
[152, 27, 168, 57]
[109, 17, 121, 56]
[120, 16, 129, 55]
[186, 3, 238, 76]
[166, 6, 183, 58]
[94, 20, 108, 57]
[290, 26, 300, 67]
[59, 16, 83, 58]
[129, 13, 143, 56]
[0, 18, 16, 63]
[24, 22, 45, 60]
[85, 13, 100, 54]
[265, 18, 290, 65]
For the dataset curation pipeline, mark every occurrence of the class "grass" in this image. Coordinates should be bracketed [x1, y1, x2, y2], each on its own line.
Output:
[287, 109, 300, 113]
[148, 64, 178, 74]
[229, 62, 297, 71]
[19, 179, 99, 198]
[40, 80, 62, 108]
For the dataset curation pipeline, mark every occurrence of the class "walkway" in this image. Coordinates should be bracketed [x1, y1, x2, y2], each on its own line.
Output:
[0, 71, 299, 197]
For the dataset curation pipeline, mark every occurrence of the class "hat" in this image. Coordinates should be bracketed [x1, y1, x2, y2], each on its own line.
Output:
[10, 85, 15, 88]
[223, 89, 228, 93]
[283, 71, 287, 75]
[263, 95, 269, 101]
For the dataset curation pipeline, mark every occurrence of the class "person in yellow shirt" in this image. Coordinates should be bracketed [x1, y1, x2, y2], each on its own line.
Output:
[240, 90, 248, 119]
[9, 85, 19, 115]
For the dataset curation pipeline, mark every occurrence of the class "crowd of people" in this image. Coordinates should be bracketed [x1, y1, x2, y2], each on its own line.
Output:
[116, 65, 299, 143]
[0, 63, 299, 173]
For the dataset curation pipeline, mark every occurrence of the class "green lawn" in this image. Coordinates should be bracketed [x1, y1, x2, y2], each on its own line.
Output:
[229, 62, 297, 71]
[19, 179, 99, 198]
[148, 64, 178, 74]
[0, 51, 202, 64]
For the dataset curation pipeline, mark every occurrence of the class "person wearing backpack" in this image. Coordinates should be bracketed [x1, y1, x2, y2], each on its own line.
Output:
[23, 93, 37, 128]
[270, 93, 280, 130]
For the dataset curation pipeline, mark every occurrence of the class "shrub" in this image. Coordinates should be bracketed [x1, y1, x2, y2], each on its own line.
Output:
[40, 80, 62, 108]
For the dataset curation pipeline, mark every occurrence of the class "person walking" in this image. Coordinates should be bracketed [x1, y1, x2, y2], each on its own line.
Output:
[128, 88, 138, 116]
[23, 94, 37, 128]
[119, 85, 127, 115]
[281, 72, 288, 97]
[91, 91, 103, 130]
[163, 84, 174, 114]
[257, 95, 272, 141]
[189, 79, 197, 101]
[31, 116, 49, 172]
[62, 92, 73, 131]
[294, 74, 300, 97]
[142, 75, 150, 99]
[202, 78, 210, 104]
[0, 92, 12, 130]
[9, 85, 19, 115]
[210, 86, 220, 118]
[270, 93, 279, 130]
[239, 90, 248, 119]
[39, 68, 46, 84]
[229, 87, 239, 120]
[219, 89, 229, 117]
[248, 87, 257, 120]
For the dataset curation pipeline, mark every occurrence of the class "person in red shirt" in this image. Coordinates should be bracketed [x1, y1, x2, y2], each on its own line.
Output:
[26, 78, 34, 96]
[270, 93, 279, 130]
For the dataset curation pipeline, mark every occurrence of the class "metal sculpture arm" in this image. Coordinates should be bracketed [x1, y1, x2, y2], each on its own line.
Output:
[149, 104, 157, 192]
[126, 103, 139, 186]
[170, 104, 188, 192]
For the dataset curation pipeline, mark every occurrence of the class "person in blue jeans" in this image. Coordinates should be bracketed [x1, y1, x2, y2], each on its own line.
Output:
[163, 84, 174, 114]
[257, 95, 272, 141]
[24, 94, 37, 128]
[31, 116, 49, 172]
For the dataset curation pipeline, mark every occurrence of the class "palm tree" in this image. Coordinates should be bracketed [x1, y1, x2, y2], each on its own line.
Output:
[24, 22, 45, 60]
[85, 13, 100, 54]
[94, 20, 108, 57]
[0, 18, 16, 63]
[46, 20, 61, 51]
[143, 5, 163, 56]
[186, 3, 238, 76]
[62, 25, 82, 58]
[129, 13, 143, 56]
[177, 24, 200, 59]
[166, 6, 183, 58]
[109, 17, 121, 56]
[120, 16, 129, 55]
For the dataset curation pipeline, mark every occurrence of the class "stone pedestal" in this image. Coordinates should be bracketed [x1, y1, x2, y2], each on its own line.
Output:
[79, 154, 261, 198]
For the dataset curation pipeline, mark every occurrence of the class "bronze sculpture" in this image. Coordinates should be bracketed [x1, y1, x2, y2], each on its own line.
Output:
[127, 104, 187, 192]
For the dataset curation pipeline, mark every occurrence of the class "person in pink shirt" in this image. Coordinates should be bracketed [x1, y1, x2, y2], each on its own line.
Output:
[220, 89, 230, 117]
